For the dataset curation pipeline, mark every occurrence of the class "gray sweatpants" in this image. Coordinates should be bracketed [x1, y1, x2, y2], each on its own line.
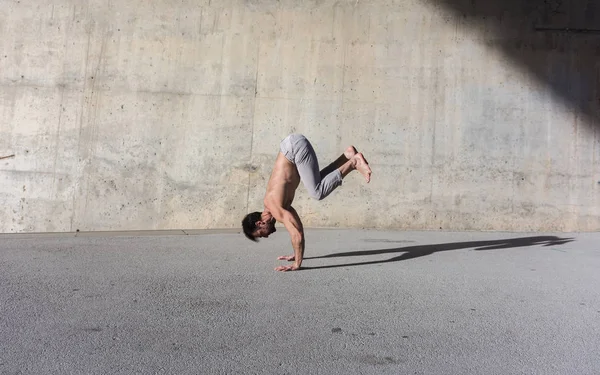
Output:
[279, 134, 342, 200]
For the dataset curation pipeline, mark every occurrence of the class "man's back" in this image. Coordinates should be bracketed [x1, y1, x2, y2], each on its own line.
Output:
[263, 152, 300, 211]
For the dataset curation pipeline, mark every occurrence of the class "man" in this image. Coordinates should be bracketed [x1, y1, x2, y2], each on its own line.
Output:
[241, 134, 372, 272]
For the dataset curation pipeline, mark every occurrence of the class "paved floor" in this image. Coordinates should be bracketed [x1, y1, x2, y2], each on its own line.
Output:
[1, 229, 599, 374]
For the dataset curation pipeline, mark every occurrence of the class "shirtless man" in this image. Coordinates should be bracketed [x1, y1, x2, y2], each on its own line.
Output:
[241, 134, 372, 272]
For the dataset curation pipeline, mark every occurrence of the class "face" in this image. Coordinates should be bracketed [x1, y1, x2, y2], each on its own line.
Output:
[253, 218, 277, 238]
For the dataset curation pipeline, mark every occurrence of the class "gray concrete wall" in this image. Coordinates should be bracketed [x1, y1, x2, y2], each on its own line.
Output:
[1, 0, 599, 233]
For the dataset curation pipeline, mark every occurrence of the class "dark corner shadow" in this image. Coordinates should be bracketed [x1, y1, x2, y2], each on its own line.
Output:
[301, 236, 574, 270]
[434, 0, 600, 126]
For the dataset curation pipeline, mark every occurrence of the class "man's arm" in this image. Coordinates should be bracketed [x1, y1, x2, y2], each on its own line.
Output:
[272, 206, 304, 271]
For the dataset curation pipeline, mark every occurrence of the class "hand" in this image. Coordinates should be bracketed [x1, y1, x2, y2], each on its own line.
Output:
[274, 264, 300, 272]
[277, 255, 295, 261]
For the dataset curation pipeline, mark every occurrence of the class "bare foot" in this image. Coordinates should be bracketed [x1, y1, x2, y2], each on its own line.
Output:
[344, 146, 358, 160]
[353, 153, 372, 183]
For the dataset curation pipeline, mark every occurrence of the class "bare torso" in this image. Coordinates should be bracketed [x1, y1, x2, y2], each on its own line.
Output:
[263, 152, 300, 211]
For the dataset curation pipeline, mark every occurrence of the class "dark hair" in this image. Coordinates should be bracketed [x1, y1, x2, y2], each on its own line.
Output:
[242, 211, 262, 242]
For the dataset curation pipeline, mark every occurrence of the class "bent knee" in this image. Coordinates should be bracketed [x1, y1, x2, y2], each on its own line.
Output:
[309, 191, 325, 201]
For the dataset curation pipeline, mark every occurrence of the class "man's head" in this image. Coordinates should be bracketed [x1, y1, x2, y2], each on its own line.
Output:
[242, 211, 277, 241]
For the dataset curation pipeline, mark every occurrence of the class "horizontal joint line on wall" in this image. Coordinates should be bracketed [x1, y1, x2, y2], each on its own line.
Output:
[534, 26, 600, 35]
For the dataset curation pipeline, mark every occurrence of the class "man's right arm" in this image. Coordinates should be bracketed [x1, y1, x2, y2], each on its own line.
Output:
[283, 208, 304, 269]
[270, 206, 305, 271]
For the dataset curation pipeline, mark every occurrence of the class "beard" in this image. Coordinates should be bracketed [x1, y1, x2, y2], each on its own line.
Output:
[268, 218, 277, 233]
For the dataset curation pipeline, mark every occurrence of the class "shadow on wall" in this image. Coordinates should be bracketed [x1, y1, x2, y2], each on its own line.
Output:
[302, 236, 574, 269]
[436, 0, 600, 126]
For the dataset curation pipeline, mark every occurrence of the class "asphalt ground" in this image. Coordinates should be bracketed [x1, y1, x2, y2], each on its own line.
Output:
[1, 229, 599, 374]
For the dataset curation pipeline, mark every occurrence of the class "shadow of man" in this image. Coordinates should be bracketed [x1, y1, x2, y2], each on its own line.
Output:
[302, 236, 574, 270]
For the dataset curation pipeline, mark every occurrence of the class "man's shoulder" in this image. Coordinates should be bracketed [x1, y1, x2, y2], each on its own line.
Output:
[264, 199, 292, 219]
[263, 197, 282, 211]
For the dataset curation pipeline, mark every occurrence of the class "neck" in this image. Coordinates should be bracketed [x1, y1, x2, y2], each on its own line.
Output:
[261, 210, 273, 222]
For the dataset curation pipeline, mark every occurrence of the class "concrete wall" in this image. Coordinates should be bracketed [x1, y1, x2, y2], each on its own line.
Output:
[1, 0, 599, 233]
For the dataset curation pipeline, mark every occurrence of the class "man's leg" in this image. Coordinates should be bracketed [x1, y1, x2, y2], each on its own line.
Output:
[337, 153, 371, 181]
[292, 135, 371, 200]
[318, 146, 358, 179]
[318, 145, 371, 183]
